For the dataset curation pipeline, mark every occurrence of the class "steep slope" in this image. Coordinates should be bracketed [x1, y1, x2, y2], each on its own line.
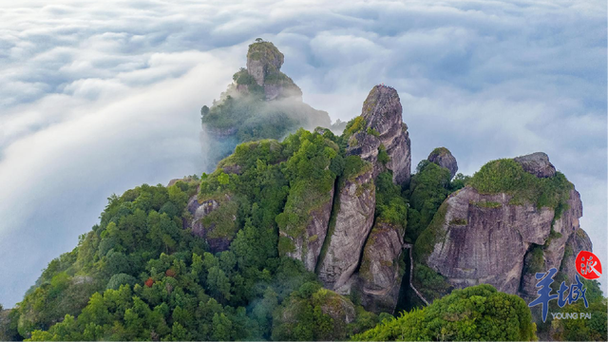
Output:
[346, 85, 411, 185]
[413, 153, 592, 302]
[316, 157, 376, 293]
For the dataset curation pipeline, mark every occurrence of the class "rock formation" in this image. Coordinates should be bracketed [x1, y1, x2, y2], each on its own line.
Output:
[197, 43, 594, 317]
[418, 153, 591, 302]
[184, 194, 237, 253]
[317, 164, 375, 294]
[428, 147, 458, 179]
[514, 152, 556, 178]
[347, 85, 411, 185]
[283, 186, 335, 272]
[357, 222, 405, 313]
[243, 40, 302, 101]
[200, 40, 332, 163]
[561, 229, 593, 284]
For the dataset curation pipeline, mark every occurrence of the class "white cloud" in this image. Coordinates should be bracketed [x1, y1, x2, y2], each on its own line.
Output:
[0, 0, 605, 307]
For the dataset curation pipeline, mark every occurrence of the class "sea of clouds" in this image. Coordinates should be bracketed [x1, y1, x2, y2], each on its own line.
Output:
[0, 0, 606, 307]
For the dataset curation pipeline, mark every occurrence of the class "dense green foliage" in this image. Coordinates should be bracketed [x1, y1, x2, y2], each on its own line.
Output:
[353, 284, 537, 341]
[275, 130, 341, 256]
[6, 129, 381, 341]
[551, 279, 607, 341]
[272, 283, 379, 340]
[7, 100, 601, 342]
[405, 160, 463, 244]
[374, 172, 407, 228]
[343, 116, 366, 140]
[470, 158, 573, 214]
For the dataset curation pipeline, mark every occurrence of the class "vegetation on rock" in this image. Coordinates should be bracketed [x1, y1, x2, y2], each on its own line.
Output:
[470, 158, 573, 213]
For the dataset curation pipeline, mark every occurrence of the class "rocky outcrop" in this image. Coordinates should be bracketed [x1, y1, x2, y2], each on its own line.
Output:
[519, 188, 584, 299]
[357, 222, 405, 313]
[184, 194, 236, 253]
[317, 165, 375, 294]
[420, 153, 588, 302]
[514, 152, 556, 178]
[426, 187, 554, 293]
[246, 42, 283, 86]
[284, 187, 335, 272]
[347, 85, 411, 185]
[428, 147, 458, 179]
[561, 229, 593, 283]
[243, 41, 302, 100]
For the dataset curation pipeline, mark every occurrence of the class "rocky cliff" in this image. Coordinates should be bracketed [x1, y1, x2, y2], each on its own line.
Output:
[415, 153, 592, 303]
[317, 162, 376, 294]
[347, 85, 411, 185]
[357, 222, 405, 313]
[283, 186, 335, 272]
[244, 41, 302, 101]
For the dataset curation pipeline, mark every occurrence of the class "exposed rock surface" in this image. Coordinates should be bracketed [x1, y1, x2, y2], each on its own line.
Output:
[428, 147, 458, 179]
[184, 194, 235, 253]
[519, 188, 584, 299]
[317, 166, 375, 294]
[246, 42, 283, 86]
[421, 153, 588, 302]
[347, 85, 411, 185]
[284, 187, 335, 272]
[562, 229, 593, 283]
[514, 152, 556, 178]
[244, 41, 302, 100]
[426, 187, 555, 293]
[357, 222, 405, 313]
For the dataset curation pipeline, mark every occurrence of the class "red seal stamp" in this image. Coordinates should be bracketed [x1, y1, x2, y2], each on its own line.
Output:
[576, 251, 602, 280]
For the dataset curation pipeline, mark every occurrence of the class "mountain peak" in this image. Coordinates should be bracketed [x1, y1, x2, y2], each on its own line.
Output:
[246, 40, 284, 86]
[347, 84, 411, 185]
[233, 40, 302, 100]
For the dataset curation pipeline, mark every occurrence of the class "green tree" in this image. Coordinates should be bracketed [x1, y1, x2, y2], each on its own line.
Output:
[353, 284, 537, 341]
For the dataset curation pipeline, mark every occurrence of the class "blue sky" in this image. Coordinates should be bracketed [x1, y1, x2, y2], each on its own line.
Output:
[0, 0, 606, 307]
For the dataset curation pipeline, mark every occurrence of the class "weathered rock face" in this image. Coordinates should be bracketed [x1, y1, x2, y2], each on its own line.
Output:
[428, 147, 458, 179]
[562, 229, 593, 283]
[284, 187, 335, 272]
[426, 187, 554, 293]
[246, 41, 284, 86]
[243, 41, 302, 100]
[184, 194, 235, 253]
[421, 153, 587, 302]
[519, 188, 584, 299]
[357, 222, 405, 313]
[317, 166, 375, 294]
[347, 85, 411, 185]
[514, 152, 556, 178]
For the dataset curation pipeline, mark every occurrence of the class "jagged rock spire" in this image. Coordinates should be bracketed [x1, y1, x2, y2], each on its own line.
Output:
[347, 84, 411, 185]
[237, 40, 302, 100]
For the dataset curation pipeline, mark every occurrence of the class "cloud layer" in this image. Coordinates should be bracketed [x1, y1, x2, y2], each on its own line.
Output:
[0, 0, 606, 307]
